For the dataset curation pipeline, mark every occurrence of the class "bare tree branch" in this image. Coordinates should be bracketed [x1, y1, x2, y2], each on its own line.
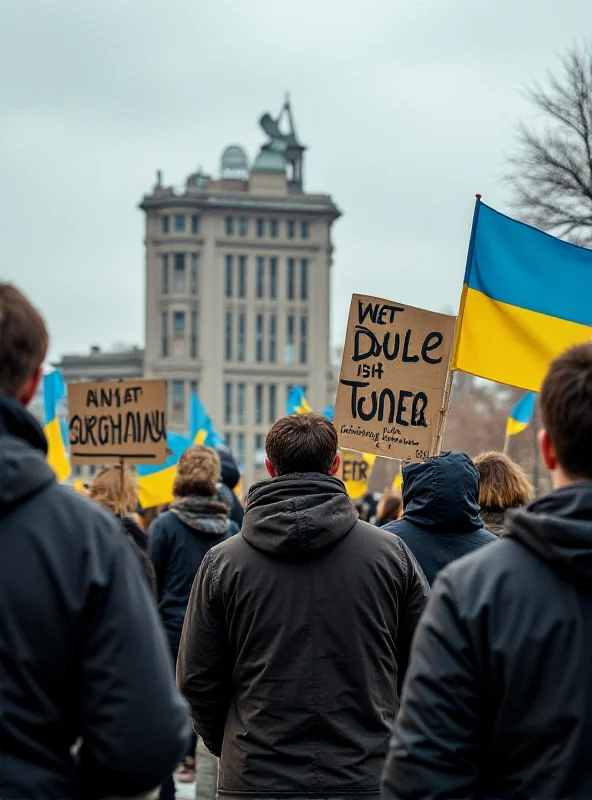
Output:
[506, 42, 592, 245]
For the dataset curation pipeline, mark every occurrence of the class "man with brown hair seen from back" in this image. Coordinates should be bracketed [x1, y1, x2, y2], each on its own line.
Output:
[0, 284, 189, 800]
[383, 342, 592, 800]
[178, 412, 429, 800]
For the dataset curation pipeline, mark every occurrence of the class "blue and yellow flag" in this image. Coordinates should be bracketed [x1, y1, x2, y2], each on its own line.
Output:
[190, 391, 224, 448]
[286, 386, 312, 415]
[506, 392, 536, 437]
[137, 432, 190, 508]
[452, 200, 592, 392]
[43, 371, 70, 482]
[321, 405, 334, 421]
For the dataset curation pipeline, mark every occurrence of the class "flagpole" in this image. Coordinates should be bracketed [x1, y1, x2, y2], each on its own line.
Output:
[503, 433, 509, 455]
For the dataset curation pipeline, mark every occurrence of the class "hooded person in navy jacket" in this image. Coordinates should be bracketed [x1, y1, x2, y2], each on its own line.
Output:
[382, 451, 496, 585]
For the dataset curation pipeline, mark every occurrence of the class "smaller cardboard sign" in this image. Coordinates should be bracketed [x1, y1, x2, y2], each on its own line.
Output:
[337, 449, 376, 501]
[334, 294, 455, 463]
[68, 379, 167, 465]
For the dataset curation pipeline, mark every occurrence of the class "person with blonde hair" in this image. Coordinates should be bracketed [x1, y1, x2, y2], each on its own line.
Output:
[149, 445, 238, 798]
[376, 489, 403, 527]
[473, 451, 534, 536]
[89, 465, 156, 593]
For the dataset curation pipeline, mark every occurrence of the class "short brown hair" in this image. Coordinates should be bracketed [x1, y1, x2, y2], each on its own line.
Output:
[89, 466, 138, 517]
[541, 343, 592, 480]
[0, 284, 49, 395]
[173, 445, 220, 498]
[266, 413, 338, 476]
[473, 451, 534, 513]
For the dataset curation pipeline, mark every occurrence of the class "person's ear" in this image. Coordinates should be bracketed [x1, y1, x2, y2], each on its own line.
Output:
[329, 454, 340, 475]
[18, 366, 43, 407]
[539, 429, 557, 472]
[265, 457, 277, 478]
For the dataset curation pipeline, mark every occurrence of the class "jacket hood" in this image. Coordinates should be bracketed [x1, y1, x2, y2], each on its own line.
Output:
[242, 473, 358, 560]
[0, 393, 55, 513]
[402, 451, 483, 533]
[170, 495, 231, 537]
[217, 446, 241, 490]
[505, 483, 592, 586]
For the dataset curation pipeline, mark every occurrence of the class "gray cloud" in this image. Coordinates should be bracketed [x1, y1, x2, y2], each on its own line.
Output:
[0, 0, 587, 359]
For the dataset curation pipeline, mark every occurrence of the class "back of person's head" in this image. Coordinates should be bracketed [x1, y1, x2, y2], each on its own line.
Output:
[473, 452, 534, 513]
[173, 445, 220, 498]
[376, 490, 403, 525]
[540, 343, 592, 482]
[0, 283, 48, 403]
[265, 413, 338, 477]
[89, 466, 137, 518]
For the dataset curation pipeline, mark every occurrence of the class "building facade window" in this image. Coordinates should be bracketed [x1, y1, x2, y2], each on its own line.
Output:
[225, 432, 233, 451]
[255, 384, 263, 424]
[256, 257, 264, 299]
[162, 254, 169, 294]
[257, 218, 265, 238]
[237, 433, 245, 464]
[173, 311, 185, 335]
[225, 254, 233, 298]
[237, 383, 246, 425]
[270, 219, 278, 238]
[256, 314, 264, 363]
[191, 253, 198, 294]
[238, 255, 247, 298]
[173, 253, 185, 293]
[238, 312, 246, 362]
[269, 384, 277, 423]
[224, 383, 232, 424]
[172, 380, 185, 410]
[286, 315, 295, 364]
[255, 433, 265, 467]
[190, 311, 198, 358]
[162, 215, 169, 234]
[239, 217, 248, 236]
[191, 214, 199, 234]
[269, 257, 277, 299]
[300, 315, 308, 364]
[225, 312, 233, 361]
[287, 220, 295, 239]
[161, 312, 168, 357]
[174, 214, 185, 233]
[301, 220, 309, 239]
[191, 380, 198, 397]
[269, 314, 277, 363]
[225, 216, 234, 235]
[287, 258, 295, 300]
[300, 259, 308, 301]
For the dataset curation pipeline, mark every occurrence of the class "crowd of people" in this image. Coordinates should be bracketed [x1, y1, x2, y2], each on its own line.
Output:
[2, 280, 592, 800]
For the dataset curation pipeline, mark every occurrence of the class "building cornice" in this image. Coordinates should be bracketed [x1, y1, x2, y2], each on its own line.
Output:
[140, 193, 341, 219]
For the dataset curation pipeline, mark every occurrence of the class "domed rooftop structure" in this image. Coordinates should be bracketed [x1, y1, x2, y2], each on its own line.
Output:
[220, 145, 249, 180]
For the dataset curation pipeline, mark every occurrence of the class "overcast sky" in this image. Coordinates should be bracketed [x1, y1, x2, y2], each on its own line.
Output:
[0, 0, 588, 361]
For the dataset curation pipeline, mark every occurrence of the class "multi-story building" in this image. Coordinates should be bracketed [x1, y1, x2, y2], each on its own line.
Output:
[140, 99, 341, 487]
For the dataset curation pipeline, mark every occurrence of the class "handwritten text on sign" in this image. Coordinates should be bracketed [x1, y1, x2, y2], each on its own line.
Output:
[68, 379, 167, 465]
[334, 295, 455, 462]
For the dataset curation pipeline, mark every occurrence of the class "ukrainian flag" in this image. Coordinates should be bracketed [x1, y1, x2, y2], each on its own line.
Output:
[286, 386, 312, 415]
[506, 392, 536, 437]
[137, 432, 190, 508]
[43, 371, 70, 482]
[321, 405, 334, 422]
[452, 200, 592, 392]
[190, 391, 224, 448]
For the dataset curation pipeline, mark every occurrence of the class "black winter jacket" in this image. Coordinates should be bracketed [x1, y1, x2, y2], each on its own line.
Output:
[0, 393, 190, 800]
[382, 451, 496, 584]
[218, 446, 244, 529]
[383, 482, 592, 800]
[178, 473, 429, 799]
[149, 496, 238, 652]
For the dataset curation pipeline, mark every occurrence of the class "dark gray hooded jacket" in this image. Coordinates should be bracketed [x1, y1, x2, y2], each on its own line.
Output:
[178, 473, 429, 799]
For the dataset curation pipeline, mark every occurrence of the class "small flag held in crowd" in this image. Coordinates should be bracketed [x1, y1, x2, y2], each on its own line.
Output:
[43, 371, 71, 482]
[286, 386, 312, 415]
[506, 392, 536, 438]
[190, 391, 224, 448]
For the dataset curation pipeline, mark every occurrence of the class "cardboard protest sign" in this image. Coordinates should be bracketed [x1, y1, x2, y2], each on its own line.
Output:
[337, 449, 376, 501]
[334, 294, 455, 463]
[68, 379, 167, 465]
